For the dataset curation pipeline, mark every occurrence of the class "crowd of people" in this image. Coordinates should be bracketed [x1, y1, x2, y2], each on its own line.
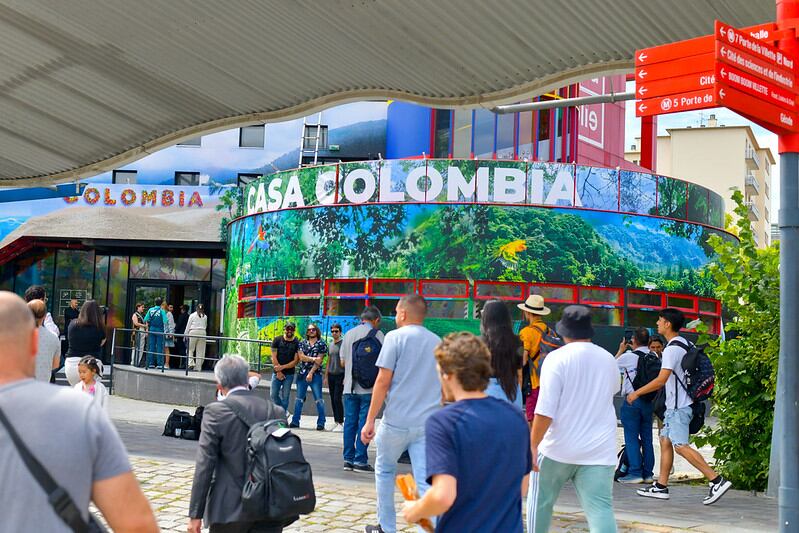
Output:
[1, 285, 735, 532]
[132, 298, 208, 371]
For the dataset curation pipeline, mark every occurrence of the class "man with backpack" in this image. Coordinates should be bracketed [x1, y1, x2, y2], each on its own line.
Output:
[615, 327, 659, 484]
[189, 355, 306, 533]
[628, 308, 731, 505]
[339, 306, 384, 473]
[361, 295, 441, 533]
[143, 297, 168, 370]
[517, 294, 559, 426]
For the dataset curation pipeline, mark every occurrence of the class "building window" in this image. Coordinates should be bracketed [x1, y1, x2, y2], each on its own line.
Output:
[473, 109, 495, 159]
[239, 125, 265, 148]
[452, 110, 472, 158]
[496, 113, 515, 159]
[303, 125, 329, 150]
[175, 172, 201, 186]
[178, 137, 202, 146]
[237, 173, 261, 187]
[433, 110, 452, 158]
[112, 170, 137, 184]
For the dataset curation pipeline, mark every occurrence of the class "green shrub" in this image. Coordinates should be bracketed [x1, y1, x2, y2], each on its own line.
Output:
[694, 190, 779, 491]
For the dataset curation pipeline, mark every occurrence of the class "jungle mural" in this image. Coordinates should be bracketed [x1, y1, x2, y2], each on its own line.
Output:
[224, 162, 734, 364]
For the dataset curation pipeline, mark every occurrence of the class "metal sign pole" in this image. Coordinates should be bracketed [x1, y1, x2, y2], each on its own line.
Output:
[776, 2, 799, 529]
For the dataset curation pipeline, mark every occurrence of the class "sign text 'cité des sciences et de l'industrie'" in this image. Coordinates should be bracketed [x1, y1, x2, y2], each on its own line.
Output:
[245, 161, 584, 215]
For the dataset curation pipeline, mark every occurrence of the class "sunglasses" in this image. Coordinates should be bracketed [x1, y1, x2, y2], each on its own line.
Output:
[331, 329, 341, 333]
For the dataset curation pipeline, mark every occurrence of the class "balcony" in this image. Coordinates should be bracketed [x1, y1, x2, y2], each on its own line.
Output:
[746, 148, 761, 170]
[745, 174, 760, 195]
[753, 230, 759, 246]
[746, 201, 760, 221]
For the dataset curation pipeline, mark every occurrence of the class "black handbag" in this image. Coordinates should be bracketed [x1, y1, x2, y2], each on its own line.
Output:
[0, 406, 107, 533]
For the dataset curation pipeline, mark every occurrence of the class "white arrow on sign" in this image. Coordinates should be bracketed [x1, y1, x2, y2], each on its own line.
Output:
[638, 52, 648, 62]
[638, 86, 648, 96]
[638, 70, 647, 79]
[719, 88, 726, 98]
[638, 103, 648, 112]
[720, 46, 727, 58]
[721, 67, 727, 78]
[720, 27, 727, 38]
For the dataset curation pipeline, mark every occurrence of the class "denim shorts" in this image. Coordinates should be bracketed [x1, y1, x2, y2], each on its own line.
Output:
[661, 406, 692, 446]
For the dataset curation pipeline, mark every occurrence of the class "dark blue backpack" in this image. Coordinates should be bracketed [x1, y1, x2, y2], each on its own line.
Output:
[352, 328, 382, 389]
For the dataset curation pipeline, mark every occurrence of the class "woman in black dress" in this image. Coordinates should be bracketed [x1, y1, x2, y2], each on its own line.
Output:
[65, 300, 106, 386]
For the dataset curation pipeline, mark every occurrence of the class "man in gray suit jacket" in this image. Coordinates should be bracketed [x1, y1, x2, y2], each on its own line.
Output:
[188, 355, 294, 533]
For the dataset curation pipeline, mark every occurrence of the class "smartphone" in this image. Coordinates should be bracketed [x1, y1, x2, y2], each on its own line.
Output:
[624, 329, 634, 344]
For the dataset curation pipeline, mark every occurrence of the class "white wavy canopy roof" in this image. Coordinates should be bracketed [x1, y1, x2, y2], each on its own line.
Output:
[0, 0, 774, 185]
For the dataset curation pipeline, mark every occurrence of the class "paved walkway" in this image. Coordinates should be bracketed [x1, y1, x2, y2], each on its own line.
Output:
[109, 396, 778, 532]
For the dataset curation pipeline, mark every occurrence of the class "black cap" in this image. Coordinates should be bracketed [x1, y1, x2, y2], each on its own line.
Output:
[555, 305, 594, 340]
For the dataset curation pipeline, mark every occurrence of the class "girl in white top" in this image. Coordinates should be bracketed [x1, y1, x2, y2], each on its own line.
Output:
[74, 356, 108, 410]
[186, 304, 209, 371]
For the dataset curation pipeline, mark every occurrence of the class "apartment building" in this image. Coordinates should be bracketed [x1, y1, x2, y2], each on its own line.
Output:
[625, 115, 775, 247]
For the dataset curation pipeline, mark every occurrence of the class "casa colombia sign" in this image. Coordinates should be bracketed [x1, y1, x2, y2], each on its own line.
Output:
[245, 160, 584, 215]
[634, 20, 799, 135]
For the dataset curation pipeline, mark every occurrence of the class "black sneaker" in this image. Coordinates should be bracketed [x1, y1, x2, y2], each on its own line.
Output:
[364, 526, 385, 533]
[703, 477, 732, 505]
[288, 422, 300, 429]
[353, 463, 375, 474]
[637, 482, 670, 500]
[343, 462, 354, 471]
[316, 425, 325, 431]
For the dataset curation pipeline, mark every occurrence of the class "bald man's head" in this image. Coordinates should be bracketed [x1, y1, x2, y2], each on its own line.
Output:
[396, 294, 427, 326]
[0, 291, 37, 381]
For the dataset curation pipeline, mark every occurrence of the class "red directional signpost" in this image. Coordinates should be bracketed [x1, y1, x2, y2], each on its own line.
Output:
[634, 9, 799, 530]
[634, 20, 799, 134]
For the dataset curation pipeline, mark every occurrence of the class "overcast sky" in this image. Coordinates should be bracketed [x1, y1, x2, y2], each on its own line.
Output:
[624, 81, 780, 218]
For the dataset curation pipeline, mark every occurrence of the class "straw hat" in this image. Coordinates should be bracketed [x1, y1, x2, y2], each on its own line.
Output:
[517, 294, 551, 315]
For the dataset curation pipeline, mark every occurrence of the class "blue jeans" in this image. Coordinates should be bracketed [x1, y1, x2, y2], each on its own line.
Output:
[146, 329, 165, 369]
[291, 372, 326, 428]
[375, 422, 429, 533]
[343, 393, 371, 466]
[270, 373, 293, 411]
[620, 398, 655, 478]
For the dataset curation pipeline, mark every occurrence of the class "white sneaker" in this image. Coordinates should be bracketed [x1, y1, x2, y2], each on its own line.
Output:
[332, 423, 344, 432]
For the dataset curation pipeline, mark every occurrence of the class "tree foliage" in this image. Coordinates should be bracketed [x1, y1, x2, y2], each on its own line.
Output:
[694, 190, 779, 491]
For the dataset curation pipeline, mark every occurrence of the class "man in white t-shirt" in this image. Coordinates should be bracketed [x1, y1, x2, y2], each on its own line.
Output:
[627, 308, 732, 505]
[527, 305, 620, 533]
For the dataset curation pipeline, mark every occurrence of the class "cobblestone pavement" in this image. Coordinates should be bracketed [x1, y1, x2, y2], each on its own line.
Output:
[123, 455, 717, 533]
[108, 397, 777, 532]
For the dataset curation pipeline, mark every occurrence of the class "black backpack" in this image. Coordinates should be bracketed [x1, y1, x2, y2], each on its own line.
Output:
[670, 339, 715, 402]
[530, 323, 563, 378]
[614, 445, 629, 481]
[631, 349, 662, 401]
[227, 401, 315, 522]
[162, 409, 193, 438]
[352, 328, 382, 389]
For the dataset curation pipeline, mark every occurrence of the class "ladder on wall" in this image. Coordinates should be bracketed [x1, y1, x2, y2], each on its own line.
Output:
[299, 112, 323, 167]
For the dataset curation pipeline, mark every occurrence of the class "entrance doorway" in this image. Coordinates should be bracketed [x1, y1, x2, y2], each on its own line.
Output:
[124, 280, 212, 365]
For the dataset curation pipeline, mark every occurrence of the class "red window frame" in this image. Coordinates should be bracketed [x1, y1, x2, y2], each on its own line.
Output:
[238, 283, 257, 300]
[237, 300, 256, 318]
[529, 283, 577, 303]
[473, 280, 526, 301]
[666, 293, 698, 313]
[325, 278, 367, 297]
[627, 289, 665, 309]
[257, 299, 285, 317]
[579, 286, 624, 306]
[698, 297, 721, 316]
[368, 278, 417, 297]
[258, 281, 285, 298]
[419, 279, 470, 299]
[286, 279, 321, 298]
